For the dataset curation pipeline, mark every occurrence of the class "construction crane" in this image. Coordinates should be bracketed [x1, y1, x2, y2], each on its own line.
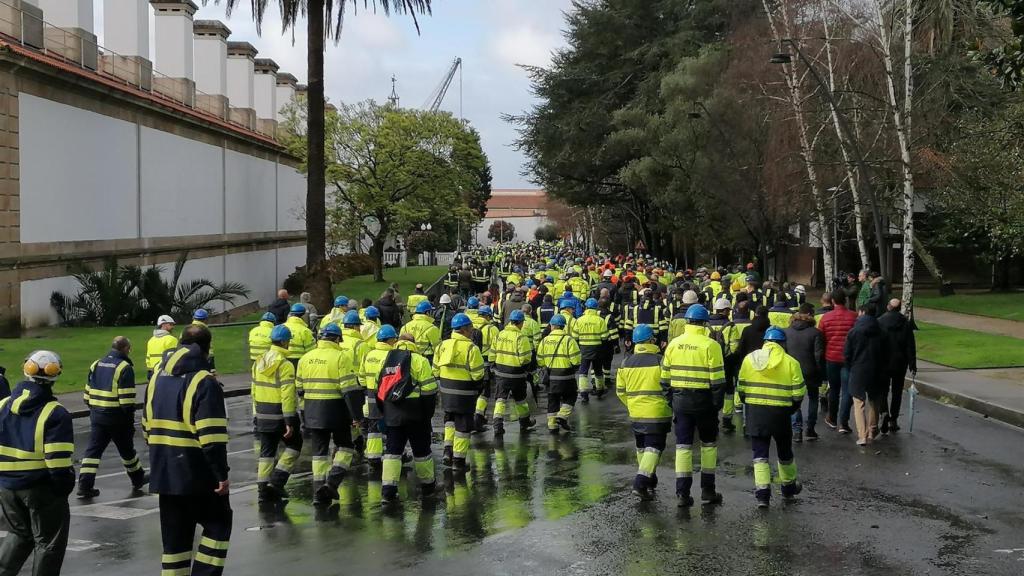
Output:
[422, 57, 463, 117]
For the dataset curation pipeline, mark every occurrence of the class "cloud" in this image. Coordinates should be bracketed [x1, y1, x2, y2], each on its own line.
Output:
[492, 26, 559, 69]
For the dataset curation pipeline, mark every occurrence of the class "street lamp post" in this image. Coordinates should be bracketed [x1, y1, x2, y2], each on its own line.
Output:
[771, 39, 888, 274]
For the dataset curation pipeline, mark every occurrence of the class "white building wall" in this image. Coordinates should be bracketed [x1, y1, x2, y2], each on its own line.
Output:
[19, 94, 138, 243]
[277, 166, 305, 232]
[163, 254, 226, 313]
[140, 126, 223, 237]
[226, 248, 279, 308]
[225, 150, 276, 234]
[276, 245, 305, 286]
[20, 275, 78, 328]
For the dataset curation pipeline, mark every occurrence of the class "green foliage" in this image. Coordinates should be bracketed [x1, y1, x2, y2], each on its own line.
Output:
[281, 99, 489, 278]
[50, 253, 250, 327]
[534, 223, 562, 242]
[975, 1, 1024, 89]
[488, 220, 516, 243]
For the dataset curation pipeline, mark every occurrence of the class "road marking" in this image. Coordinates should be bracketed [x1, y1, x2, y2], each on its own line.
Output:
[72, 503, 160, 520]
[90, 448, 253, 479]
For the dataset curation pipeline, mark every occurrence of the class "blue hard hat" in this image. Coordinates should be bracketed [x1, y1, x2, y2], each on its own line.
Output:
[270, 325, 292, 343]
[585, 298, 598, 309]
[562, 290, 573, 297]
[526, 279, 535, 287]
[193, 309, 209, 321]
[334, 296, 349, 307]
[451, 313, 472, 330]
[467, 296, 479, 309]
[509, 310, 525, 323]
[261, 312, 277, 323]
[684, 305, 710, 322]
[546, 275, 554, 283]
[364, 306, 379, 319]
[479, 306, 493, 317]
[549, 314, 566, 327]
[632, 324, 654, 343]
[764, 327, 787, 342]
[343, 310, 361, 325]
[289, 303, 306, 315]
[321, 323, 342, 338]
[415, 301, 434, 314]
[376, 325, 398, 341]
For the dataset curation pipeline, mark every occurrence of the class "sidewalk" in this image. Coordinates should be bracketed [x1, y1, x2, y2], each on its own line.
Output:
[911, 361, 1024, 429]
[915, 307, 1024, 339]
[60, 373, 251, 419]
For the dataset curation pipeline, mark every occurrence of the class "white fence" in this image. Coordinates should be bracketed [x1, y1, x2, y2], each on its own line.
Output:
[416, 252, 457, 266]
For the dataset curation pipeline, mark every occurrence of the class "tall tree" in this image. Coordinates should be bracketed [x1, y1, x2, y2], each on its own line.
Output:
[207, 0, 432, 309]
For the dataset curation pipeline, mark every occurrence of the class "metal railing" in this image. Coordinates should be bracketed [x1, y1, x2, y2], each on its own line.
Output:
[0, 0, 274, 138]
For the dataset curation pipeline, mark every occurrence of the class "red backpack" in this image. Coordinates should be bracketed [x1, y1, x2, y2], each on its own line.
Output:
[376, 350, 415, 404]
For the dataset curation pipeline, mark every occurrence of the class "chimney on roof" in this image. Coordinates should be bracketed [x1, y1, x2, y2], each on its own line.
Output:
[275, 73, 297, 124]
[193, 19, 231, 119]
[226, 41, 258, 130]
[0, 2, 43, 49]
[151, 0, 197, 107]
[37, 0, 98, 69]
[253, 58, 279, 138]
[101, 0, 153, 90]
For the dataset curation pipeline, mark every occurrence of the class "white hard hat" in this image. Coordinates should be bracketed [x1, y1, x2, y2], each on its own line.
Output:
[714, 298, 731, 311]
[156, 315, 175, 326]
[795, 285, 807, 294]
[603, 269, 613, 278]
[682, 290, 699, 305]
[439, 294, 452, 305]
[24, 350, 62, 382]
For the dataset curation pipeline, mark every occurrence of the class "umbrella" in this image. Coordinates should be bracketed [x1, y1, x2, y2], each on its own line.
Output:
[907, 372, 918, 432]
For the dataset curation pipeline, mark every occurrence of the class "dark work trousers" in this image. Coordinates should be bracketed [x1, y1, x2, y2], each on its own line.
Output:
[546, 382, 578, 429]
[673, 411, 719, 495]
[159, 492, 232, 576]
[885, 369, 907, 421]
[577, 357, 604, 391]
[599, 343, 615, 382]
[632, 431, 667, 491]
[0, 484, 70, 576]
[309, 426, 355, 495]
[258, 430, 303, 489]
[751, 428, 795, 500]
[78, 417, 144, 491]
[382, 422, 435, 499]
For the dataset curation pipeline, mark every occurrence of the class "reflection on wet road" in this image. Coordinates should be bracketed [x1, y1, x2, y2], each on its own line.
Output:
[6, 388, 1023, 576]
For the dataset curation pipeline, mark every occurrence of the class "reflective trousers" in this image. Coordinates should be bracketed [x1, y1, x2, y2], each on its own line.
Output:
[256, 429, 303, 489]
[443, 412, 474, 465]
[309, 426, 355, 497]
[673, 411, 719, 496]
[632, 432, 667, 491]
[383, 422, 435, 499]
[545, 383, 577, 431]
[493, 377, 530, 426]
[78, 418, 145, 491]
[751, 429, 797, 501]
[159, 492, 232, 576]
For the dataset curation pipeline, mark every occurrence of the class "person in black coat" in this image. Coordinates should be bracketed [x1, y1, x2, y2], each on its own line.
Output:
[268, 289, 291, 324]
[783, 304, 825, 442]
[375, 288, 403, 329]
[737, 306, 771, 360]
[0, 367, 10, 400]
[877, 298, 917, 433]
[844, 305, 890, 446]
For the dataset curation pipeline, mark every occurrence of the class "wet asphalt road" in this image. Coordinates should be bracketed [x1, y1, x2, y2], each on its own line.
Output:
[4, 383, 1023, 576]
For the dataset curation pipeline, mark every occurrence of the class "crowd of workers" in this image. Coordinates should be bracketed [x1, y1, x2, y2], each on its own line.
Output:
[0, 241, 919, 575]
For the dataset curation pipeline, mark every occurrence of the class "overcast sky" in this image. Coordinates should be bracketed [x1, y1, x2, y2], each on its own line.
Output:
[94, 0, 575, 189]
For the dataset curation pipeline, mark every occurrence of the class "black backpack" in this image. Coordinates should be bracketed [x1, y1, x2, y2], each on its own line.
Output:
[708, 323, 732, 354]
[377, 350, 415, 403]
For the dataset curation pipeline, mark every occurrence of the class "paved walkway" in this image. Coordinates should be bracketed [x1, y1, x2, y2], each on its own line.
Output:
[912, 361, 1024, 429]
[915, 307, 1024, 339]
[59, 373, 250, 418]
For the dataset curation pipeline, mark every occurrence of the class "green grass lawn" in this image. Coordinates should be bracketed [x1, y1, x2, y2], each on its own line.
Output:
[0, 324, 252, 395]
[916, 290, 1024, 322]
[332, 266, 447, 304]
[916, 321, 1024, 369]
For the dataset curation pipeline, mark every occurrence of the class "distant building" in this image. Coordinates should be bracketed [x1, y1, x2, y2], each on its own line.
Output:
[476, 189, 559, 245]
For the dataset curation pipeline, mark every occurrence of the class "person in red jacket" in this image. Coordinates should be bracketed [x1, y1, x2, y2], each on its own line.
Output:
[817, 289, 858, 433]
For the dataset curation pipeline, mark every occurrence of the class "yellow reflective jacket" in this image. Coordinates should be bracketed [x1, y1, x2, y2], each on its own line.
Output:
[661, 324, 726, 413]
[433, 333, 486, 413]
[296, 340, 360, 428]
[284, 316, 315, 360]
[251, 345, 297, 431]
[572, 309, 608, 349]
[406, 293, 428, 316]
[146, 331, 178, 371]
[493, 325, 534, 377]
[400, 314, 441, 357]
[536, 328, 581, 383]
[479, 321, 499, 364]
[616, 343, 671, 427]
[738, 342, 805, 407]
[521, 316, 543, 348]
[317, 307, 348, 332]
[361, 342, 438, 420]
[339, 328, 369, 370]
[248, 321, 274, 361]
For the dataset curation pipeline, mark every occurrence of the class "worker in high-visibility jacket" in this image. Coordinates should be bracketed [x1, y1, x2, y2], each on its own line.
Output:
[317, 296, 350, 332]
[405, 284, 429, 317]
[519, 303, 544, 349]
[473, 306, 500, 432]
[296, 323, 362, 506]
[0, 350, 75, 576]
[250, 324, 301, 502]
[284, 304, 315, 366]
[363, 325, 438, 503]
[708, 298, 744, 432]
[143, 327, 231, 576]
[491, 310, 537, 436]
[573, 298, 611, 403]
[616, 325, 671, 501]
[666, 290, 699, 341]
[361, 306, 382, 343]
[191, 309, 216, 371]
[78, 337, 146, 499]
[434, 314, 486, 471]
[767, 299, 795, 329]
[338, 310, 371, 459]
[661, 305, 725, 507]
[400, 300, 441, 362]
[248, 312, 276, 362]
[702, 271, 726, 303]
[146, 314, 178, 379]
[537, 314, 581, 434]
[738, 327, 806, 508]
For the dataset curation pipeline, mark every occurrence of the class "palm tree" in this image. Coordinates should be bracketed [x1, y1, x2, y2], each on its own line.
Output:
[206, 1, 432, 311]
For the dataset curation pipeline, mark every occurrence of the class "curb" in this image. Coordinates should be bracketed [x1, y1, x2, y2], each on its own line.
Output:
[68, 385, 251, 420]
[912, 378, 1024, 429]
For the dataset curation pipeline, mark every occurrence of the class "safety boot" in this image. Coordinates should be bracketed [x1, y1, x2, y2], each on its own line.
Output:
[781, 481, 803, 501]
[721, 416, 736, 433]
[473, 414, 489, 433]
[677, 493, 694, 507]
[493, 419, 505, 437]
[76, 487, 100, 499]
[556, 417, 572, 432]
[632, 486, 655, 501]
[519, 416, 537, 432]
[579, 391, 590, 404]
[441, 446, 453, 468]
[701, 487, 723, 505]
